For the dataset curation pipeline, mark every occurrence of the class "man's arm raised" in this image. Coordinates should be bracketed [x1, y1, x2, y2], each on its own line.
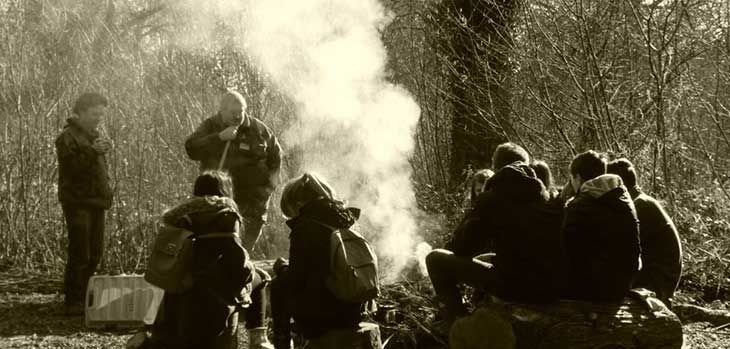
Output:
[185, 118, 224, 161]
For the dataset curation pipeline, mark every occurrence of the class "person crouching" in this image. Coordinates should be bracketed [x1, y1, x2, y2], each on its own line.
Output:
[148, 171, 273, 349]
[269, 173, 366, 349]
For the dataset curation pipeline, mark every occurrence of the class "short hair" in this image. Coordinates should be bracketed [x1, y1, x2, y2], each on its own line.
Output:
[492, 142, 530, 170]
[72, 92, 108, 115]
[607, 158, 638, 188]
[219, 90, 247, 112]
[530, 160, 553, 189]
[570, 150, 607, 181]
[193, 171, 234, 198]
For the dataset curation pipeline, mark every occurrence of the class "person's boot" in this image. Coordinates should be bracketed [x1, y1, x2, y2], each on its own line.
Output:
[248, 327, 275, 349]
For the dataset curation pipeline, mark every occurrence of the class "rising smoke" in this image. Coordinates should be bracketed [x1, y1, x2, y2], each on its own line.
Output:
[176, 0, 424, 282]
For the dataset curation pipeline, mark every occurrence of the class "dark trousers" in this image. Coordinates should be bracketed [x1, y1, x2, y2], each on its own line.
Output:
[244, 267, 269, 329]
[62, 205, 105, 305]
[270, 267, 294, 348]
[149, 268, 270, 349]
[235, 196, 268, 252]
[426, 249, 498, 322]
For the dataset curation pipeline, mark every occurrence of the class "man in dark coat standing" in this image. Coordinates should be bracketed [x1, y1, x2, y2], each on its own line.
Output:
[608, 158, 682, 304]
[55, 92, 113, 314]
[185, 90, 282, 252]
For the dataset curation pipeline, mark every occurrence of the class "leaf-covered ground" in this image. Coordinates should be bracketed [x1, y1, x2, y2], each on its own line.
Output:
[1, 270, 730, 348]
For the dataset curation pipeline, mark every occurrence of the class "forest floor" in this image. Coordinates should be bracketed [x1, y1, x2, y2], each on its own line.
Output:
[1, 270, 730, 348]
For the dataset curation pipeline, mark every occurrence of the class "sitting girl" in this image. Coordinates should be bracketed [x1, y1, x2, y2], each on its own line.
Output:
[148, 171, 273, 349]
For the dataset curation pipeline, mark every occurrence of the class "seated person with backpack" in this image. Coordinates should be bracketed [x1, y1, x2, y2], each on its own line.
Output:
[146, 171, 273, 349]
[562, 151, 641, 302]
[608, 158, 682, 304]
[426, 143, 567, 332]
[270, 173, 378, 349]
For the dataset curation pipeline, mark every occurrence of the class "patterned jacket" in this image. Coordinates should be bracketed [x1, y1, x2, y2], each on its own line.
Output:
[55, 118, 113, 209]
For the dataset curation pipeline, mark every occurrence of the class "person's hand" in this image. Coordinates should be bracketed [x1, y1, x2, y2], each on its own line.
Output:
[273, 257, 289, 276]
[218, 126, 238, 141]
[92, 138, 112, 154]
[473, 253, 495, 264]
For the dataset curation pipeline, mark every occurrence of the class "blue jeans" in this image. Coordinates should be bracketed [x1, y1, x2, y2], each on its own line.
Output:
[62, 205, 106, 305]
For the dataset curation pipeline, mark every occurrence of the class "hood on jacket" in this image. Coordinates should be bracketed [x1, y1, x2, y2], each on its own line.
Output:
[287, 198, 360, 231]
[483, 162, 549, 203]
[579, 174, 624, 199]
[162, 195, 240, 227]
[281, 173, 338, 219]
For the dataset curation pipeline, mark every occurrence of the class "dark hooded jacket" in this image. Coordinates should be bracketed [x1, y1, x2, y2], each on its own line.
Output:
[563, 174, 641, 302]
[151, 196, 253, 349]
[185, 114, 282, 206]
[55, 118, 113, 209]
[286, 198, 363, 338]
[629, 187, 682, 302]
[449, 163, 568, 303]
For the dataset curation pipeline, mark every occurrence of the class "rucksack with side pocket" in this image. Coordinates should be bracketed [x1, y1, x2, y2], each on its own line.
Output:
[318, 222, 379, 303]
[144, 214, 239, 294]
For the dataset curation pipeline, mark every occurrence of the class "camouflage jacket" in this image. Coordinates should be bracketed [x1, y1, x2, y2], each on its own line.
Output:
[55, 118, 113, 209]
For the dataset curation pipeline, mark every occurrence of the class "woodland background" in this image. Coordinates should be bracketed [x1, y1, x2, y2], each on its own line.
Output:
[1, 0, 730, 306]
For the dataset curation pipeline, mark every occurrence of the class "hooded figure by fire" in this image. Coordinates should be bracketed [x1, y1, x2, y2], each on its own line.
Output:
[270, 173, 367, 349]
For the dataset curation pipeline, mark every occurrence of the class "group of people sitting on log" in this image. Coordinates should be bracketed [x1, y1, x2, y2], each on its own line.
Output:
[427, 142, 683, 334]
[55, 91, 682, 348]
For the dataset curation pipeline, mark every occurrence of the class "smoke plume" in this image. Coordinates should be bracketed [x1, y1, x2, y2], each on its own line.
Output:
[177, 0, 422, 281]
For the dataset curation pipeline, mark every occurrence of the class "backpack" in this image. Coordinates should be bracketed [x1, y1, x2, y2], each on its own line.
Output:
[319, 223, 379, 303]
[144, 214, 238, 294]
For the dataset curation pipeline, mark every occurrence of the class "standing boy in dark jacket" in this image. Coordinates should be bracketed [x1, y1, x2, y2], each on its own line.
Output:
[608, 158, 682, 303]
[426, 143, 567, 330]
[55, 92, 113, 313]
[563, 151, 641, 302]
[185, 90, 282, 252]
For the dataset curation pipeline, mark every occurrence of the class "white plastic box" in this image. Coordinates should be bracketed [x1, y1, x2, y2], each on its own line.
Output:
[85, 274, 164, 328]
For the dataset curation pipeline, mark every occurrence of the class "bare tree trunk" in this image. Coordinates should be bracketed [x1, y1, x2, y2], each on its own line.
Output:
[442, 0, 519, 186]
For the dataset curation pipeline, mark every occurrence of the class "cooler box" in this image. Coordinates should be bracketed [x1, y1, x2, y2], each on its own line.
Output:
[85, 274, 164, 328]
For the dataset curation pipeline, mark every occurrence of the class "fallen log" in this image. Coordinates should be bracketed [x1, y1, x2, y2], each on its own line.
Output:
[673, 303, 730, 327]
[305, 322, 382, 349]
[451, 289, 683, 349]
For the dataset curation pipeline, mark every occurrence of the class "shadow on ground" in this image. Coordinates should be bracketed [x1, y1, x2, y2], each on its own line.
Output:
[0, 293, 135, 337]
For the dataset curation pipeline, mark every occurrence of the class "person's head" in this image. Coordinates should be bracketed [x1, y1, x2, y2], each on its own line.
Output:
[218, 90, 247, 127]
[530, 160, 553, 189]
[470, 169, 494, 201]
[607, 158, 638, 189]
[193, 170, 234, 198]
[492, 142, 530, 170]
[280, 172, 336, 219]
[569, 150, 607, 192]
[72, 92, 108, 131]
